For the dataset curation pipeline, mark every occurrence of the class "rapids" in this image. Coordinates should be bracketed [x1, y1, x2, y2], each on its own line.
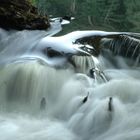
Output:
[0, 24, 140, 140]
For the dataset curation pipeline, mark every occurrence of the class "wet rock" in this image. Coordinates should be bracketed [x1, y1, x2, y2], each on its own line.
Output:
[40, 97, 46, 110]
[76, 36, 102, 56]
[108, 97, 113, 112]
[82, 92, 89, 104]
[0, 0, 50, 30]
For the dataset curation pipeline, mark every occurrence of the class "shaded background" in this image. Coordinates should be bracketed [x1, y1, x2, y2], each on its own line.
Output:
[31, 0, 140, 33]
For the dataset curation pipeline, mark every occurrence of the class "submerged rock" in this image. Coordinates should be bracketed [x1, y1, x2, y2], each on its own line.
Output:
[108, 97, 113, 112]
[82, 92, 89, 104]
[40, 97, 46, 110]
[0, 0, 50, 30]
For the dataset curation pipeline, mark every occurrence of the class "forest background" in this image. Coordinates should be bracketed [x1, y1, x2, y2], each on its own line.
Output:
[31, 0, 140, 33]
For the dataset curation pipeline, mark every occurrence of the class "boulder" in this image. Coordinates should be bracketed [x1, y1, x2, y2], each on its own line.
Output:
[0, 0, 50, 30]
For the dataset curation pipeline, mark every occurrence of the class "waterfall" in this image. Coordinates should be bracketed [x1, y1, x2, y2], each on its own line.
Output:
[0, 28, 140, 140]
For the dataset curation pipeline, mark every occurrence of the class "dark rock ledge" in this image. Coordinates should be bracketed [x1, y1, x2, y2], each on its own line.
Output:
[0, 0, 50, 30]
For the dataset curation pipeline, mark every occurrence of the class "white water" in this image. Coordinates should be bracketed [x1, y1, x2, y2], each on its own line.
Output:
[0, 28, 140, 140]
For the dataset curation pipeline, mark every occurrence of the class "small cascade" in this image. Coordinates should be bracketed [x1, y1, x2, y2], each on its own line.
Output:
[101, 35, 140, 64]
[0, 60, 74, 114]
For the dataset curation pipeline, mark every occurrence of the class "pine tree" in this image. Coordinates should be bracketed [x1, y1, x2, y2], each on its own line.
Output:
[96, 0, 131, 31]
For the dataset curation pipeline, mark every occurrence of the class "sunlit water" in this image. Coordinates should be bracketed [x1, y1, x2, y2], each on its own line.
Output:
[0, 25, 140, 140]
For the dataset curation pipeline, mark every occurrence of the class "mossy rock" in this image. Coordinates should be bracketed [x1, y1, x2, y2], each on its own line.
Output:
[0, 0, 50, 30]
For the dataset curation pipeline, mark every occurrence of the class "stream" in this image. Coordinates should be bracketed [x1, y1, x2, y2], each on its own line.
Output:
[0, 20, 140, 140]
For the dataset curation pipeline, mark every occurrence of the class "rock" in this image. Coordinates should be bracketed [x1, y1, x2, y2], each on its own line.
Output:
[0, 0, 50, 30]
[76, 36, 102, 56]
[40, 97, 46, 110]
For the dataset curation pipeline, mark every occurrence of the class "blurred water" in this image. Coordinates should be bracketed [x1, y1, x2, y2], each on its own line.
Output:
[0, 27, 140, 140]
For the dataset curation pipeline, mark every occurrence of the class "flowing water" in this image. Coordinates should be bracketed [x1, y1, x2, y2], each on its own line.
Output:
[0, 23, 140, 140]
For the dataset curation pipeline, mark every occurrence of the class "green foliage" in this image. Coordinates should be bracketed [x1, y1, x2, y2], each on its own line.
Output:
[31, 0, 140, 32]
